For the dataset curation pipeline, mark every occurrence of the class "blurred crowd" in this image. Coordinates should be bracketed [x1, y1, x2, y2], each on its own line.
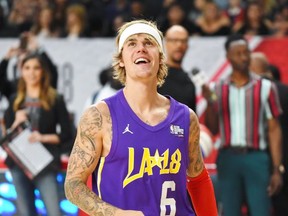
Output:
[0, 0, 288, 39]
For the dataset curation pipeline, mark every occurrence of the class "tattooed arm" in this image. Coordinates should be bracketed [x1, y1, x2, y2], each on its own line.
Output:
[187, 109, 204, 177]
[186, 109, 218, 216]
[64, 102, 144, 216]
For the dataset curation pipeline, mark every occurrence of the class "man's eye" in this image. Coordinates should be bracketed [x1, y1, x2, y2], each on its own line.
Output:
[128, 42, 136, 46]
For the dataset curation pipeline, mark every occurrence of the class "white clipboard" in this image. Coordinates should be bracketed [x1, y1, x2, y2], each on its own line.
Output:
[1, 122, 54, 179]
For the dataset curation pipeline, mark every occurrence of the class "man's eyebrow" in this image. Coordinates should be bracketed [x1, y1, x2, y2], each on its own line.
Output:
[125, 35, 153, 42]
[126, 37, 137, 43]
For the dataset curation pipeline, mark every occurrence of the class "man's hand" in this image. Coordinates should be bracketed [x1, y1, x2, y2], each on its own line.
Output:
[202, 84, 212, 100]
[4, 47, 22, 60]
[267, 172, 283, 196]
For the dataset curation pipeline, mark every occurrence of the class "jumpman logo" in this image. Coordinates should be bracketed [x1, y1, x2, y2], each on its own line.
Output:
[122, 124, 133, 134]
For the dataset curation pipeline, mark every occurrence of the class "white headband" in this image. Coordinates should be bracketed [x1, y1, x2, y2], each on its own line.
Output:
[229, 39, 247, 48]
[118, 23, 163, 53]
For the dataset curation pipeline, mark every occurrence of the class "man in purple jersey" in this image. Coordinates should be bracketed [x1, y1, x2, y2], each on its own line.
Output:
[64, 19, 217, 216]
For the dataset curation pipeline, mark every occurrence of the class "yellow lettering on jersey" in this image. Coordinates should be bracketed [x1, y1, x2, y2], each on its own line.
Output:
[123, 148, 150, 187]
[170, 149, 181, 173]
[160, 149, 170, 174]
[123, 147, 182, 188]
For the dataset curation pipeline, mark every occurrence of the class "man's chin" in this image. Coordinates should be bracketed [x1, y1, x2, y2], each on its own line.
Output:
[172, 58, 183, 65]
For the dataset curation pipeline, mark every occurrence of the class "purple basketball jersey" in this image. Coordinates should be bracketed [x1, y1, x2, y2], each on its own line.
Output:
[92, 89, 195, 216]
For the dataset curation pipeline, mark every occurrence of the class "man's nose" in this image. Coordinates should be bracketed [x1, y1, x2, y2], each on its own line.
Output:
[137, 43, 147, 52]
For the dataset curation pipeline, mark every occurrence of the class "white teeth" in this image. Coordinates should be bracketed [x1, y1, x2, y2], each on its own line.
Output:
[135, 58, 148, 64]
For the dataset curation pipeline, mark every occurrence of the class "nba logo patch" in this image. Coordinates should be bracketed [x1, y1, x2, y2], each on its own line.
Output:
[170, 124, 184, 137]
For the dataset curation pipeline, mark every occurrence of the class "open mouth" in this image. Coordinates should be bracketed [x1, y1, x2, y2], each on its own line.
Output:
[134, 58, 150, 65]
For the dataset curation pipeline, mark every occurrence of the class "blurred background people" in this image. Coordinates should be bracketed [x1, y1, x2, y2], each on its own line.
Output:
[0, 0, 287, 38]
[62, 4, 90, 39]
[225, 0, 245, 33]
[203, 34, 283, 216]
[269, 3, 288, 37]
[158, 2, 198, 36]
[236, 1, 271, 36]
[250, 52, 288, 216]
[0, 32, 58, 101]
[195, 0, 231, 36]
[84, 66, 122, 108]
[188, 0, 208, 23]
[51, 0, 68, 33]
[30, 6, 61, 39]
[3, 52, 73, 216]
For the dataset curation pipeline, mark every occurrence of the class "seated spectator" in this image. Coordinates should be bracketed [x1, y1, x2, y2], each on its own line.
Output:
[102, 14, 127, 37]
[7, 0, 40, 35]
[84, 0, 106, 37]
[0, 4, 17, 37]
[225, 0, 245, 33]
[188, 0, 208, 22]
[128, 0, 147, 21]
[30, 6, 61, 39]
[269, 3, 288, 37]
[51, 0, 69, 32]
[195, 1, 231, 36]
[102, 0, 130, 37]
[144, 0, 164, 20]
[62, 4, 90, 39]
[215, 0, 229, 9]
[236, 1, 270, 36]
[258, 0, 276, 17]
[158, 2, 198, 35]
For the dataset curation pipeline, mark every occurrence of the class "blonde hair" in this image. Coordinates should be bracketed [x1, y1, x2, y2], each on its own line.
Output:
[13, 53, 56, 111]
[112, 19, 167, 87]
[66, 4, 86, 33]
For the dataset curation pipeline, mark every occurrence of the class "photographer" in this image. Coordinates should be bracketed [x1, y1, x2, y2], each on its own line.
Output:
[0, 32, 58, 100]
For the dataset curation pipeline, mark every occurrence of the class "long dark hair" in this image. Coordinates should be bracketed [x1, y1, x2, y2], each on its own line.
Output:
[13, 52, 56, 111]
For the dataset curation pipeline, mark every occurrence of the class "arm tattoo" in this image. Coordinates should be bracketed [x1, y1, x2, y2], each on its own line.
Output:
[188, 111, 204, 175]
[65, 106, 118, 215]
[65, 178, 117, 215]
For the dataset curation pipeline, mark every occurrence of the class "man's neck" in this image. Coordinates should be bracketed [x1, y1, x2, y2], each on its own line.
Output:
[123, 85, 169, 126]
[230, 70, 250, 87]
[123, 82, 158, 111]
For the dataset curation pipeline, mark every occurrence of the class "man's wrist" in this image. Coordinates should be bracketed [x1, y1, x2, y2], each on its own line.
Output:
[207, 94, 217, 105]
[273, 164, 285, 174]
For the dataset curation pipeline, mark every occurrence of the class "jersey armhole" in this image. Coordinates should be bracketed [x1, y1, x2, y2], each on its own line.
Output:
[102, 100, 118, 161]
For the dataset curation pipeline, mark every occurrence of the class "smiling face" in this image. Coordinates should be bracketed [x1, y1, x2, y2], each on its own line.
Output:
[119, 33, 161, 84]
[21, 58, 43, 87]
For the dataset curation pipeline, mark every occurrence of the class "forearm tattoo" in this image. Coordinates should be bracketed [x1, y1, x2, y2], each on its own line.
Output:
[188, 112, 204, 175]
[65, 106, 118, 215]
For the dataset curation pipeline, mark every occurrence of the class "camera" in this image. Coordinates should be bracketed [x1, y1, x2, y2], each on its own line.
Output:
[19, 34, 28, 50]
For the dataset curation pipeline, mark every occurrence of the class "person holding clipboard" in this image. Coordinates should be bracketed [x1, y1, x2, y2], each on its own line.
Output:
[3, 52, 73, 216]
